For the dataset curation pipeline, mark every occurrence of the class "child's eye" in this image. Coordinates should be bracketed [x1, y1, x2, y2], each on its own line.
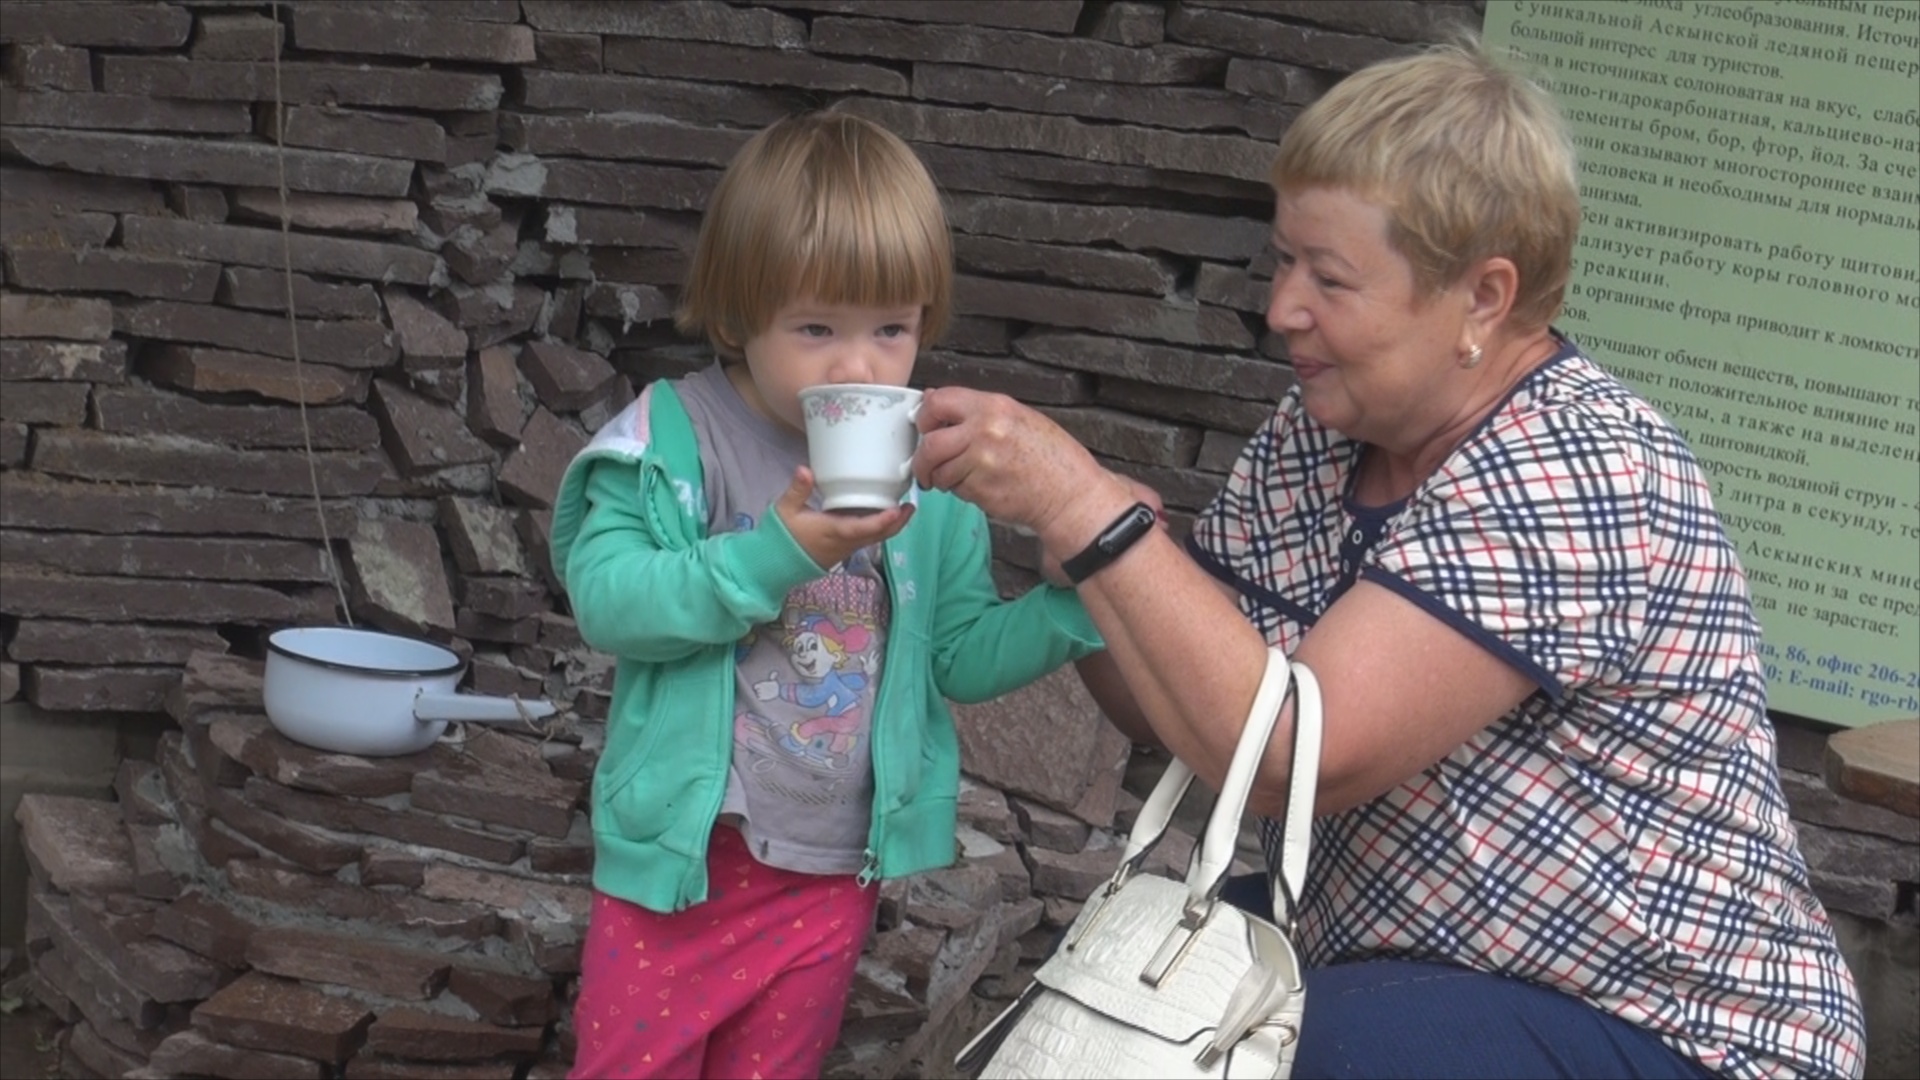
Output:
[800, 324, 831, 338]
[878, 324, 913, 339]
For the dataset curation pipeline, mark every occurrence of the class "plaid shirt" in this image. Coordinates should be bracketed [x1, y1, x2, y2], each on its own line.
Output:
[1189, 342, 1865, 1078]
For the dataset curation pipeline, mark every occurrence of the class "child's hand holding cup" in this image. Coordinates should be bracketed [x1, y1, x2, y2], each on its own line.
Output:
[797, 383, 923, 514]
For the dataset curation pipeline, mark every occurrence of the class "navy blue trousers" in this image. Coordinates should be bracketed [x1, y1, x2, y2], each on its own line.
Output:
[1219, 874, 1717, 1079]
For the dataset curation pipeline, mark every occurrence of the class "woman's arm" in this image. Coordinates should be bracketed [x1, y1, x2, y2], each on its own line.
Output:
[916, 388, 1535, 817]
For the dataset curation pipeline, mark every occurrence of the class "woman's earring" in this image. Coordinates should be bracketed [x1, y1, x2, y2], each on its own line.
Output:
[1462, 344, 1484, 369]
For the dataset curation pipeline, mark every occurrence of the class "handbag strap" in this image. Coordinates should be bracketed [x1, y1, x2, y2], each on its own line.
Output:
[1184, 648, 1297, 912]
[1115, 650, 1322, 923]
[1269, 661, 1321, 926]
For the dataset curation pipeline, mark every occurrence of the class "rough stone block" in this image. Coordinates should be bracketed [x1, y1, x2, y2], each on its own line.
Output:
[208, 713, 414, 798]
[371, 378, 495, 473]
[67, 893, 223, 1002]
[165, 652, 265, 724]
[1038, 403, 1203, 468]
[497, 407, 585, 510]
[532, 31, 601, 72]
[204, 783, 362, 873]
[0, 338, 125, 384]
[217, 266, 384, 321]
[116, 299, 397, 369]
[228, 187, 420, 234]
[151, 1028, 327, 1080]
[916, 350, 1087, 407]
[0, 292, 111, 339]
[384, 289, 469, 369]
[345, 518, 458, 636]
[121, 215, 440, 285]
[92, 384, 379, 450]
[0, 565, 335, 625]
[291, 6, 534, 63]
[1, 90, 250, 133]
[446, 965, 557, 1027]
[518, 340, 618, 412]
[4, 128, 415, 197]
[247, 926, 451, 1001]
[438, 280, 543, 350]
[812, 15, 1216, 81]
[465, 345, 529, 447]
[4, 42, 92, 90]
[362, 1007, 546, 1063]
[522, 0, 805, 45]
[0, 378, 87, 423]
[14, 794, 133, 895]
[190, 13, 284, 61]
[239, 773, 525, 866]
[0, 205, 116, 248]
[102, 56, 503, 111]
[417, 864, 591, 925]
[441, 497, 530, 576]
[222, 859, 502, 941]
[27, 666, 179, 713]
[145, 344, 371, 406]
[165, 181, 229, 221]
[0, 163, 165, 213]
[1025, 832, 1127, 898]
[1165, 4, 1407, 72]
[192, 971, 374, 1063]
[4, 248, 221, 301]
[634, 35, 911, 92]
[411, 754, 583, 839]
[0, 2, 191, 47]
[31, 427, 387, 496]
[2, 530, 330, 582]
[150, 892, 257, 971]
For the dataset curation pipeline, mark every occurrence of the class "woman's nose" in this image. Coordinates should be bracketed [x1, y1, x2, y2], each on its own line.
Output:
[1265, 272, 1311, 334]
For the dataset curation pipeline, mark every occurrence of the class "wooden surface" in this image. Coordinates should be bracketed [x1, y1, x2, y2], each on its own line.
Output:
[1824, 717, 1920, 820]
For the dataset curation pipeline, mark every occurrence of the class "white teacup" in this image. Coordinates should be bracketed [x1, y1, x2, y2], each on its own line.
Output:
[797, 383, 923, 513]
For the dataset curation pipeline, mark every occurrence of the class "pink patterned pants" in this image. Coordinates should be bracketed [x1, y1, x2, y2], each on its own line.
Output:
[569, 826, 879, 1079]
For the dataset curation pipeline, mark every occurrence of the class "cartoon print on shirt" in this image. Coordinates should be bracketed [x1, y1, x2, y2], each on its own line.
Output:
[729, 516, 887, 778]
[748, 613, 876, 771]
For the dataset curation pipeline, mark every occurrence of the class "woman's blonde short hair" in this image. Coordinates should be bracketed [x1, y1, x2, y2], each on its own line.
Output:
[1272, 39, 1580, 332]
[676, 111, 953, 359]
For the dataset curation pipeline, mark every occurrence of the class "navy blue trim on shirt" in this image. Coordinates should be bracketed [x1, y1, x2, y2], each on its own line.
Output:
[1185, 534, 1320, 628]
[1359, 566, 1565, 702]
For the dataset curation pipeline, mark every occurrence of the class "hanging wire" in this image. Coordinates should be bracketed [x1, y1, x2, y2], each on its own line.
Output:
[269, 0, 353, 627]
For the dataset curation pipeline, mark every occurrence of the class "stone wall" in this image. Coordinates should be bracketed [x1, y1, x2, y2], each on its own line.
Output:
[3, 2, 1913, 1079]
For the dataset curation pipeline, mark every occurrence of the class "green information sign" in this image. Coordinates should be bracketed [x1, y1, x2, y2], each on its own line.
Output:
[1483, 0, 1920, 725]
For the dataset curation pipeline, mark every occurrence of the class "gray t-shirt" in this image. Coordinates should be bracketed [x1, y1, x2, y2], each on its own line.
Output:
[675, 362, 891, 875]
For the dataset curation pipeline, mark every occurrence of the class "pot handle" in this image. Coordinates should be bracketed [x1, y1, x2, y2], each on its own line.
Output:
[413, 691, 557, 724]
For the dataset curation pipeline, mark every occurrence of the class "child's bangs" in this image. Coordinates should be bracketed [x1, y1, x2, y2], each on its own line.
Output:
[789, 186, 943, 315]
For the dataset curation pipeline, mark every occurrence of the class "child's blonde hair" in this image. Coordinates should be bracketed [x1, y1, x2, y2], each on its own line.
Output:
[676, 111, 953, 360]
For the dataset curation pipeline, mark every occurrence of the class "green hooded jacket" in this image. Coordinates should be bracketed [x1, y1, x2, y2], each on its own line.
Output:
[549, 380, 1104, 913]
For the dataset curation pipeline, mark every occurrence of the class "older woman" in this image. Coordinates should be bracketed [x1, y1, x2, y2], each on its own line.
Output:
[914, 40, 1864, 1080]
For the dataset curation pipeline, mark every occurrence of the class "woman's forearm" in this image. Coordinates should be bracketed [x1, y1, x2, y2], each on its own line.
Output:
[1045, 502, 1280, 799]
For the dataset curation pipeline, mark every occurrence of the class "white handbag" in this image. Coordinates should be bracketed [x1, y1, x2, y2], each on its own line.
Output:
[957, 650, 1323, 1079]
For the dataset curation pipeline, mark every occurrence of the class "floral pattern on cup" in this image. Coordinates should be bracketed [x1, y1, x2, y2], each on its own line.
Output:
[803, 388, 910, 426]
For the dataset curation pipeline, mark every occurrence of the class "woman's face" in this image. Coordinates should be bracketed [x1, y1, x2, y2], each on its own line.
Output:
[1266, 188, 1468, 449]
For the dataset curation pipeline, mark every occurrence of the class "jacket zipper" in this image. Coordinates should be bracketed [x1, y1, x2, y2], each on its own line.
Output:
[863, 533, 899, 888]
[646, 450, 733, 914]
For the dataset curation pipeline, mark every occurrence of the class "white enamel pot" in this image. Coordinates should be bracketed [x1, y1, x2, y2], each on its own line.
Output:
[263, 626, 557, 757]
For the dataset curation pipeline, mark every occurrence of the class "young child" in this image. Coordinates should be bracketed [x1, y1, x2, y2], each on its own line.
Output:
[549, 111, 1105, 1080]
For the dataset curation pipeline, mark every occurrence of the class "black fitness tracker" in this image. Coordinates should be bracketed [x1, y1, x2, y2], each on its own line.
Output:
[1061, 502, 1157, 585]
